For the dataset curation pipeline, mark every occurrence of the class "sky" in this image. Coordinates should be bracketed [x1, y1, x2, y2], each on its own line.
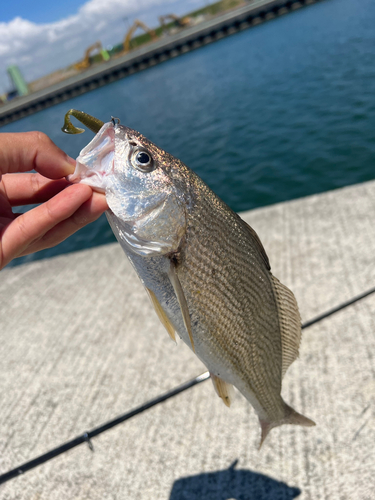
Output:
[0, 0, 209, 94]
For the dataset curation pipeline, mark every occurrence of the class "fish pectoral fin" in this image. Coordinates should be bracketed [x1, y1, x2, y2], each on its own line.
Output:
[145, 287, 176, 343]
[168, 261, 195, 352]
[210, 373, 234, 407]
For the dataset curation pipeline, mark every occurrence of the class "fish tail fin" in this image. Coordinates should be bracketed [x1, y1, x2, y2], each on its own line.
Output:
[283, 403, 316, 428]
[258, 420, 275, 450]
[258, 403, 315, 449]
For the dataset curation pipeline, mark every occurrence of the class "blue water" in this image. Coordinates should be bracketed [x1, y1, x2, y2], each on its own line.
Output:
[3, 0, 375, 266]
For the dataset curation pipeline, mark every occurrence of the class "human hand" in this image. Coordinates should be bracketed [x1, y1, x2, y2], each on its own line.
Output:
[0, 132, 108, 270]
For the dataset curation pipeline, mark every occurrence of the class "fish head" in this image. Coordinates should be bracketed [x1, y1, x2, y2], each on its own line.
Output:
[68, 120, 188, 256]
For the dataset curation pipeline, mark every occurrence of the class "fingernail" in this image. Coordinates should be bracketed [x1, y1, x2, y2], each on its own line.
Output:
[66, 155, 76, 166]
[63, 156, 76, 175]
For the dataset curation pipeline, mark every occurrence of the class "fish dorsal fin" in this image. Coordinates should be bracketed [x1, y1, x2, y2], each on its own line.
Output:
[241, 219, 270, 271]
[145, 287, 176, 343]
[210, 373, 234, 407]
[168, 261, 195, 352]
[271, 275, 301, 378]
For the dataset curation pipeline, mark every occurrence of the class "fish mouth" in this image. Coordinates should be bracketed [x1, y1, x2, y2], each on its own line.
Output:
[67, 122, 115, 193]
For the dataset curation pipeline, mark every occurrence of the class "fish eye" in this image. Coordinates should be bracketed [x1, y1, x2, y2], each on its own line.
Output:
[136, 152, 151, 165]
[132, 149, 154, 172]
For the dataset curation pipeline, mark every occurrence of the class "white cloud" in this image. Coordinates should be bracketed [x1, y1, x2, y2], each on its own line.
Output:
[0, 0, 199, 94]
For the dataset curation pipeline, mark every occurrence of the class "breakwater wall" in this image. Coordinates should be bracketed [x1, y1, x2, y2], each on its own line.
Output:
[0, 0, 323, 127]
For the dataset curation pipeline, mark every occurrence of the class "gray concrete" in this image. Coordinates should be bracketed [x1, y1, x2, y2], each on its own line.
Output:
[1, 180, 375, 499]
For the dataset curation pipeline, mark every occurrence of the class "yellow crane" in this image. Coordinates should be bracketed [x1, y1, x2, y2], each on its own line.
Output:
[74, 41, 109, 71]
[123, 20, 157, 53]
[158, 14, 191, 31]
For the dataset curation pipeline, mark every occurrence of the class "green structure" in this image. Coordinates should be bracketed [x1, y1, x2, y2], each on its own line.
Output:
[7, 65, 29, 96]
[100, 48, 110, 61]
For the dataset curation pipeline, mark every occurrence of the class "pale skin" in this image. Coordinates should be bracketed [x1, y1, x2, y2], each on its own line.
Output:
[0, 131, 108, 270]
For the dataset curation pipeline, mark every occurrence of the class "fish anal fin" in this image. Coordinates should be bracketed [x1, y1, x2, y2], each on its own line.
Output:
[168, 261, 195, 352]
[145, 287, 176, 343]
[210, 373, 234, 408]
[271, 275, 302, 378]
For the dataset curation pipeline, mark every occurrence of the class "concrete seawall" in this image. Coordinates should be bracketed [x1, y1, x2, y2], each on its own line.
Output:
[0, 0, 324, 127]
[1, 180, 374, 498]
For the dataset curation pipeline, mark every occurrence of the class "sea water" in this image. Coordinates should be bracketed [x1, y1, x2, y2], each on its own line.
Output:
[3, 0, 375, 265]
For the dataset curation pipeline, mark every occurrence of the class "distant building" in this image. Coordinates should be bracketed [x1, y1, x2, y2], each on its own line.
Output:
[7, 65, 29, 97]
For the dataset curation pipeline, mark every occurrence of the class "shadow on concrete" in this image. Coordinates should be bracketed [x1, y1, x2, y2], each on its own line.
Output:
[169, 460, 301, 500]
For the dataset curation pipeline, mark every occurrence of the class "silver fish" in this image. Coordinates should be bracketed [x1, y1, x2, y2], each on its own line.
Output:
[64, 111, 315, 447]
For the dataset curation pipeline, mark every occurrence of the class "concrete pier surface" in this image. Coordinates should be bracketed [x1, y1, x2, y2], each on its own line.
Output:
[1, 180, 375, 499]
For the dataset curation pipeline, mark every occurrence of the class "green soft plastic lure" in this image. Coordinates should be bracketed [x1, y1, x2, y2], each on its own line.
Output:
[61, 109, 104, 134]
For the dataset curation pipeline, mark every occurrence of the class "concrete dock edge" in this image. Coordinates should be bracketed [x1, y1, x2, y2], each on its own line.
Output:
[1, 180, 374, 499]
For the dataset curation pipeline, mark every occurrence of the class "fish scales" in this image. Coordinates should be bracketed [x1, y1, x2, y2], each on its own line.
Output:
[177, 177, 284, 417]
[63, 110, 315, 446]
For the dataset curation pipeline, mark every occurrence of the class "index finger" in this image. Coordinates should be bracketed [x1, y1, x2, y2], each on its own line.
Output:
[2, 172, 70, 206]
[0, 132, 76, 179]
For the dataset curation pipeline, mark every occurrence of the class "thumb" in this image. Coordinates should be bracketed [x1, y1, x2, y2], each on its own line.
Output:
[0, 132, 75, 179]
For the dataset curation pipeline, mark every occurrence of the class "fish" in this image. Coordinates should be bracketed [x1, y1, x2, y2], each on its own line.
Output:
[63, 109, 315, 447]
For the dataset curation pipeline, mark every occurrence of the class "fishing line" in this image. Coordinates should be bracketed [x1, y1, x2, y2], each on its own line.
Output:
[300, 286, 375, 329]
[1, 285, 375, 485]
